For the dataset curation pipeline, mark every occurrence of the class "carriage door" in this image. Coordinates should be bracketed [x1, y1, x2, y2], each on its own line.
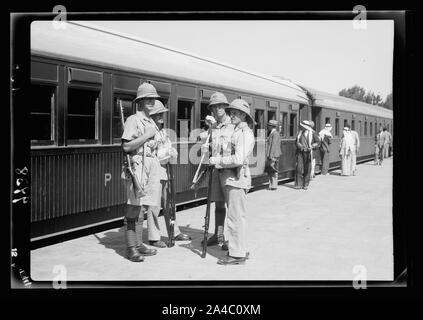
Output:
[299, 103, 311, 123]
[311, 107, 322, 132]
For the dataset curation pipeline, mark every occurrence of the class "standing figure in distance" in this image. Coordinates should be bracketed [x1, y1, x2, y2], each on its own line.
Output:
[350, 127, 360, 175]
[309, 121, 320, 179]
[339, 125, 355, 176]
[294, 120, 320, 190]
[265, 119, 281, 190]
[318, 123, 333, 175]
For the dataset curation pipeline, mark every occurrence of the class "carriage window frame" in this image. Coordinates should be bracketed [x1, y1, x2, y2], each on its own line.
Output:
[288, 112, 298, 138]
[112, 94, 136, 145]
[254, 109, 265, 139]
[335, 118, 340, 137]
[30, 82, 57, 146]
[176, 98, 195, 141]
[66, 86, 101, 145]
[280, 112, 288, 138]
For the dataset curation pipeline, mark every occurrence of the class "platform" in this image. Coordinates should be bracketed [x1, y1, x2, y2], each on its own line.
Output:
[30, 158, 393, 282]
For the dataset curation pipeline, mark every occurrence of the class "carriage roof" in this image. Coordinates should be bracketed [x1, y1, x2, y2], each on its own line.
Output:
[31, 21, 309, 105]
[303, 86, 393, 120]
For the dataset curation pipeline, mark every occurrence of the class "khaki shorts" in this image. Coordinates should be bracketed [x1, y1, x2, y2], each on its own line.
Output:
[125, 157, 162, 207]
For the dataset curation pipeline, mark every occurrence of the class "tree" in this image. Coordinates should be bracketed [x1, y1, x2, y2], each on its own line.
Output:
[339, 85, 366, 102]
[339, 85, 388, 108]
[383, 93, 393, 110]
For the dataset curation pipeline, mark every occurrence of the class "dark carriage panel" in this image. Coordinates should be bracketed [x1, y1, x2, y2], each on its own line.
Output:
[31, 146, 126, 223]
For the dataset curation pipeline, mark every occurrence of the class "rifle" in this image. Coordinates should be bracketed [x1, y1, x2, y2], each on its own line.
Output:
[166, 162, 176, 248]
[119, 100, 145, 199]
[201, 127, 214, 258]
[190, 131, 211, 196]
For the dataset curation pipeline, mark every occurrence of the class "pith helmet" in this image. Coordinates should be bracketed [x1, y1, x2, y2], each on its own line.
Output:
[226, 98, 254, 125]
[207, 92, 229, 110]
[268, 119, 278, 127]
[134, 82, 160, 102]
[150, 100, 168, 116]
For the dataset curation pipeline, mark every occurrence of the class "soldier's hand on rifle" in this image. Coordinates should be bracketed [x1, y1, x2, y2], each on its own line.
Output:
[205, 115, 217, 127]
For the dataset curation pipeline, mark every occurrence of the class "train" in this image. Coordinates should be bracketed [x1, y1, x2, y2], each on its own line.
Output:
[29, 21, 393, 240]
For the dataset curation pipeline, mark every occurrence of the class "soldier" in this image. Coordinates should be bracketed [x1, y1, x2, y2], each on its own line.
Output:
[149, 100, 191, 242]
[265, 119, 281, 190]
[294, 120, 320, 190]
[121, 82, 162, 262]
[208, 99, 255, 265]
[200, 92, 235, 250]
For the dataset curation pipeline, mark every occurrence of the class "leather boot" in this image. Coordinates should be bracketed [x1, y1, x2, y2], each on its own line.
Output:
[127, 247, 144, 262]
[124, 217, 144, 262]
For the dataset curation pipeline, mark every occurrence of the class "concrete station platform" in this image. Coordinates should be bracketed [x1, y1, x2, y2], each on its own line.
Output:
[31, 158, 393, 282]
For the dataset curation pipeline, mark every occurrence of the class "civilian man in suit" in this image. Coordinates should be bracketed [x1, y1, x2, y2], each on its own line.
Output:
[265, 120, 282, 190]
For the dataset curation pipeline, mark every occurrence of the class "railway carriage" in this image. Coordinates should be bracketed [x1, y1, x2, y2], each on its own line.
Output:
[29, 21, 393, 240]
[299, 87, 393, 169]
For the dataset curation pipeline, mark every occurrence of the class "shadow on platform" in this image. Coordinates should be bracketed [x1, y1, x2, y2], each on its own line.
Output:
[93, 225, 225, 260]
[177, 226, 228, 260]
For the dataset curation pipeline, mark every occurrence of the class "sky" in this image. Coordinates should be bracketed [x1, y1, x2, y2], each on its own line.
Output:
[85, 20, 394, 100]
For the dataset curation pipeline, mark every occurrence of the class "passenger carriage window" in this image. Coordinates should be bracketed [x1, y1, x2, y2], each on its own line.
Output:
[370, 122, 373, 137]
[30, 83, 55, 145]
[157, 97, 170, 128]
[325, 117, 331, 125]
[335, 118, 340, 136]
[200, 101, 210, 132]
[280, 112, 288, 138]
[67, 88, 100, 144]
[289, 113, 297, 138]
[267, 110, 276, 122]
[359, 121, 362, 136]
[364, 121, 368, 136]
[113, 97, 135, 144]
[254, 109, 265, 138]
[351, 120, 355, 131]
[344, 119, 348, 129]
[177, 99, 194, 140]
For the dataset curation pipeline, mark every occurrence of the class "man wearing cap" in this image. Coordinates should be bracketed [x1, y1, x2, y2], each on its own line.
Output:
[265, 119, 282, 190]
[350, 127, 360, 175]
[295, 120, 320, 190]
[121, 82, 163, 262]
[339, 124, 355, 176]
[149, 100, 191, 243]
[318, 123, 333, 175]
[208, 98, 255, 265]
[200, 92, 235, 249]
